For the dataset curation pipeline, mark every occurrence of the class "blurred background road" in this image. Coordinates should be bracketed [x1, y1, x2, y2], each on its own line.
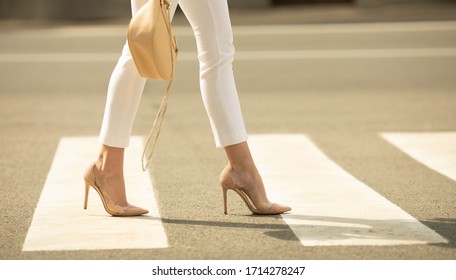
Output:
[1, 0, 456, 260]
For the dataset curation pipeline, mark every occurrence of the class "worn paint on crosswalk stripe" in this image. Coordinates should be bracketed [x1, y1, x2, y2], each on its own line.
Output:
[382, 132, 456, 182]
[249, 134, 447, 246]
[22, 137, 168, 251]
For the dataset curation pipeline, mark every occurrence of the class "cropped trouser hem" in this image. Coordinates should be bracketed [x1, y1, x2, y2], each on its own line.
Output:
[215, 130, 248, 148]
[99, 126, 249, 149]
[99, 133, 131, 149]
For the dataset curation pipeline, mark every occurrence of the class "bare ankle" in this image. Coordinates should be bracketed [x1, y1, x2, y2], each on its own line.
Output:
[97, 145, 124, 175]
[220, 163, 259, 189]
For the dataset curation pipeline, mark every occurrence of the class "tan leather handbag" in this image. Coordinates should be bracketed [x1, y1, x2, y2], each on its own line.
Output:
[128, 0, 177, 80]
[127, 0, 178, 170]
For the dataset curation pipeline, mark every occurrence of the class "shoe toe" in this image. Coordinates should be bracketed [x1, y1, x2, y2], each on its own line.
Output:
[133, 206, 149, 216]
[123, 204, 149, 216]
[269, 203, 291, 214]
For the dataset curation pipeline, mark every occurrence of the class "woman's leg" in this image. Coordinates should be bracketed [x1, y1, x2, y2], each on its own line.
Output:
[90, 0, 150, 211]
[91, 0, 180, 212]
[178, 0, 247, 148]
[94, 43, 146, 207]
[178, 0, 290, 213]
[99, 0, 148, 148]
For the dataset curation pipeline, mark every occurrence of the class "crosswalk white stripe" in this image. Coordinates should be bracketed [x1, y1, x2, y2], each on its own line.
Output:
[382, 132, 456, 182]
[22, 137, 168, 251]
[249, 134, 447, 246]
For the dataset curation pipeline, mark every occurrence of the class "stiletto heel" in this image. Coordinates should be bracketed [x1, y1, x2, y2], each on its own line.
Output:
[84, 180, 90, 210]
[83, 162, 148, 216]
[222, 184, 228, 215]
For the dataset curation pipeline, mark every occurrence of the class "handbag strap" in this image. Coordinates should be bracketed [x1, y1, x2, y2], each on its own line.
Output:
[141, 0, 177, 171]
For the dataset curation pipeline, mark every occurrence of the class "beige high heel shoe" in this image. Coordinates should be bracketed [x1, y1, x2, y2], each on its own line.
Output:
[220, 167, 291, 215]
[83, 162, 149, 216]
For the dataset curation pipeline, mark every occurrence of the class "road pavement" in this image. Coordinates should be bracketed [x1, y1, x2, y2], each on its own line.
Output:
[1, 7, 456, 260]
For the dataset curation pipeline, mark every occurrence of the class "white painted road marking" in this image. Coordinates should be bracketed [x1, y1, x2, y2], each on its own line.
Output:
[249, 134, 447, 246]
[22, 137, 168, 251]
[23, 134, 451, 250]
[382, 132, 456, 182]
[2, 48, 456, 62]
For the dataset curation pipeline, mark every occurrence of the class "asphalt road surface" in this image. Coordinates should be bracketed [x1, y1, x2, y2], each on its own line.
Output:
[1, 15, 455, 260]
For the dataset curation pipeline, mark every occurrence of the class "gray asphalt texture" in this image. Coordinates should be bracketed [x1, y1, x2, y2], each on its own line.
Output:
[1, 2, 456, 259]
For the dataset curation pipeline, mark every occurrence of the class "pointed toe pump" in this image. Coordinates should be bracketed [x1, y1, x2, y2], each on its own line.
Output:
[220, 167, 291, 215]
[221, 183, 291, 215]
[83, 162, 149, 217]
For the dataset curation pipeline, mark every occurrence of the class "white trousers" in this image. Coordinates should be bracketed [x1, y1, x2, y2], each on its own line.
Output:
[99, 0, 248, 148]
